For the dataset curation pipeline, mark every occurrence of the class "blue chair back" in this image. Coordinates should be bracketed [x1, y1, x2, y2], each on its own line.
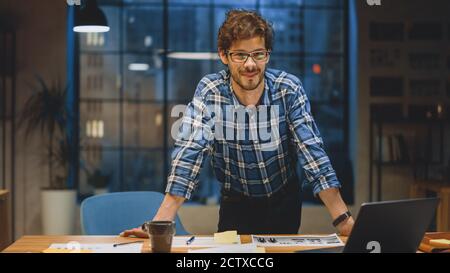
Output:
[81, 191, 189, 235]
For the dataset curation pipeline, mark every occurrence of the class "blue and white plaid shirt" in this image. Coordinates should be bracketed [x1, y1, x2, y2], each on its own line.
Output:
[166, 68, 341, 200]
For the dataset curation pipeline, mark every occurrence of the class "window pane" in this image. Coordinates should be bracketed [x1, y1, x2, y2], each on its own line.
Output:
[80, 101, 120, 147]
[169, 0, 207, 4]
[168, 59, 222, 101]
[124, 0, 162, 3]
[98, 0, 124, 4]
[268, 54, 303, 79]
[260, 8, 304, 53]
[123, 102, 164, 147]
[260, 0, 302, 7]
[304, 0, 343, 7]
[125, 6, 163, 52]
[303, 56, 344, 102]
[79, 149, 120, 193]
[124, 54, 164, 101]
[310, 103, 345, 148]
[123, 149, 165, 191]
[169, 6, 211, 52]
[304, 9, 344, 54]
[80, 53, 120, 100]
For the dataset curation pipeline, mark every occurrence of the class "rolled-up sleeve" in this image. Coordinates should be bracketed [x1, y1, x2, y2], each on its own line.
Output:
[287, 80, 341, 196]
[165, 83, 214, 200]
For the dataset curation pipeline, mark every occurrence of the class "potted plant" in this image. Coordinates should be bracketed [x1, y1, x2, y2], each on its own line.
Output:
[86, 169, 111, 195]
[19, 76, 77, 235]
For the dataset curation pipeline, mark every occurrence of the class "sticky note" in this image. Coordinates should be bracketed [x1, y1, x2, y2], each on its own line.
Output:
[214, 230, 238, 244]
[255, 247, 266, 253]
[429, 239, 450, 248]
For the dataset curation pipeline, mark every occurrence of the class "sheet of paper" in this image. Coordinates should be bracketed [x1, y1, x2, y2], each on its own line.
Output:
[251, 234, 344, 247]
[188, 244, 265, 253]
[172, 236, 241, 248]
[42, 248, 93, 253]
[44, 243, 143, 253]
[214, 230, 239, 244]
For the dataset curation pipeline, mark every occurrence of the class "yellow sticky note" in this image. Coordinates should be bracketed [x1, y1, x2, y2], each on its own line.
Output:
[429, 239, 450, 248]
[42, 248, 93, 253]
[214, 230, 238, 244]
[254, 247, 266, 253]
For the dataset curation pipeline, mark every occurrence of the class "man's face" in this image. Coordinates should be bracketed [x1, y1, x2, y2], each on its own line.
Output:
[219, 37, 269, 91]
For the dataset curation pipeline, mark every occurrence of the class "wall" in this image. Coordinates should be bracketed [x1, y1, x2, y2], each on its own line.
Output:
[0, 0, 68, 239]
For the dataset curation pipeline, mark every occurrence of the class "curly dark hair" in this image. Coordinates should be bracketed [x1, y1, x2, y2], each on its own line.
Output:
[217, 9, 274, 52]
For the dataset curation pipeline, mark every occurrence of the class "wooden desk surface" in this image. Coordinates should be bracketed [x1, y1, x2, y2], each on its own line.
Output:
[2, 235, 348, 253]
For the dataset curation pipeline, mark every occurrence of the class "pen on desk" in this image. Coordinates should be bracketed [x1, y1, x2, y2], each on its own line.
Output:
[186, 236, 195, 245]
[113, 240, 144, 247]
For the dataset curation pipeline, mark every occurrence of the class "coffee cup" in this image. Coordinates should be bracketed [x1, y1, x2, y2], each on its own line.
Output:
[142, 221, 176, 253]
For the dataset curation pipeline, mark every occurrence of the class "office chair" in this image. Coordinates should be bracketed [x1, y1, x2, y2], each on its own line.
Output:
[81, 191, 189, 235]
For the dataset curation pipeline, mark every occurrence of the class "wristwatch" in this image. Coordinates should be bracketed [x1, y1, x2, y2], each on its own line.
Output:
[332, 211, 352, 227]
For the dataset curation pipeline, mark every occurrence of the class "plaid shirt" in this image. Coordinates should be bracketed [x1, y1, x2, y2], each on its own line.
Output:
[166, 68, 341, 200]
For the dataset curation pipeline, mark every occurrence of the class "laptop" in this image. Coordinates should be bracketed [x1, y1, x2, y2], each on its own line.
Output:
[297, 198, 439, 253]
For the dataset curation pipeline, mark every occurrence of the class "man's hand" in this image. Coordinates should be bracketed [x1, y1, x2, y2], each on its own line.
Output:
[119, 193, 186, 238]
[336, 216, 354, 236]
[120, 227, 148, 238]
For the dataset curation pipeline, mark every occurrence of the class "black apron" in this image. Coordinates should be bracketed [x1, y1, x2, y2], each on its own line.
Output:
[217, 174, 302, 234]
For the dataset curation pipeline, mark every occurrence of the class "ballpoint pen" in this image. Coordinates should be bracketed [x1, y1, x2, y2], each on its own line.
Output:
[113, 240, 145, 247]
[186, 236, 195, 245]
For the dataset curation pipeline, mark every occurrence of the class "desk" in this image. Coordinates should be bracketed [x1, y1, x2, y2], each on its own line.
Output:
[0, 190, 10, 251]
[410, 180, 450, 232]
[2, 235, 348, 253]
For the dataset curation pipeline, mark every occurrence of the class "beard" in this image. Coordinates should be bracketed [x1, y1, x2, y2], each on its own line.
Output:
[230, 67, 265, 91]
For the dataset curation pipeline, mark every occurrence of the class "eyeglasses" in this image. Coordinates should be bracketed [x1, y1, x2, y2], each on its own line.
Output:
[226, 50, 270, 63]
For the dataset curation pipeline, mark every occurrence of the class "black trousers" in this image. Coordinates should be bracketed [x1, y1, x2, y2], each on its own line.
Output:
[217, 175, 302, 234]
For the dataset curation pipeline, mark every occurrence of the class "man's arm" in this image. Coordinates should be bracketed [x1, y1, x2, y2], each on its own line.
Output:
[318, 188, 354, 236]
[287, 77, 354, 235]
[153, 193, 186, 221]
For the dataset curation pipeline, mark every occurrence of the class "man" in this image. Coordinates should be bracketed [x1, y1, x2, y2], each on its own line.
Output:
[122, 9, 354, 237]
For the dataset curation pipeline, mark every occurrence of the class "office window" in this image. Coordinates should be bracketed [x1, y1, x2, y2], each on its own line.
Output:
[77, 0, 350, 204]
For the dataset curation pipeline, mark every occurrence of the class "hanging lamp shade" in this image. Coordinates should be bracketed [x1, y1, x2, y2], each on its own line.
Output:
[74, 0, 110, 33]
